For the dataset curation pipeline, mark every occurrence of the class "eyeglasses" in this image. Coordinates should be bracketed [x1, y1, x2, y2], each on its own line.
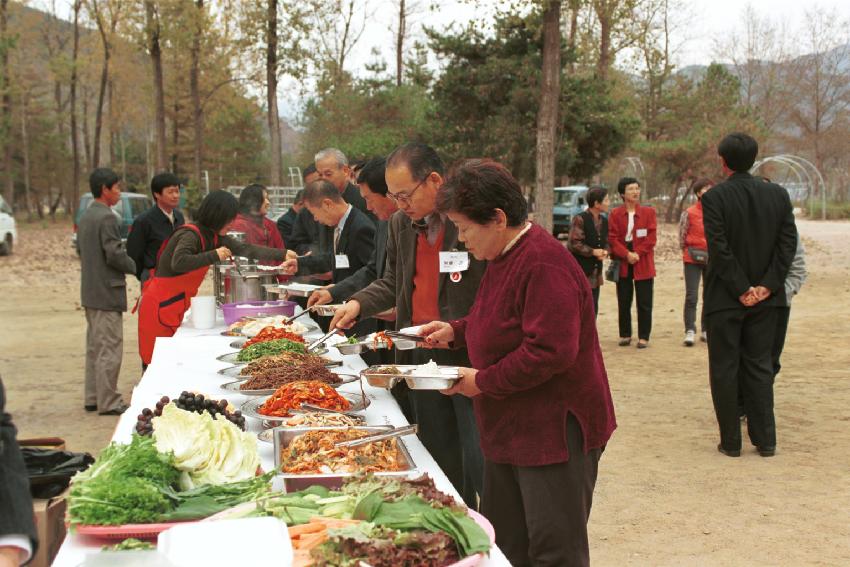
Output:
[387, 176, 429, 205]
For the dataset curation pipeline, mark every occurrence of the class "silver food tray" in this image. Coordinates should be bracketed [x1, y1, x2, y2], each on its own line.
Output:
[335, 340, 390, 356]
[216, 347, 326, 364]
[312, 304, 345, 317]
[240, 391, 371, 424]
[264, 283, 321, 298]
[256, 414, 369, 443]
[220, 373, 359, 396]
[229, 337, 248, 348]
[217, 359, 342, 379]
[273, 426, 417, 491]
[361, 365, 461, 390]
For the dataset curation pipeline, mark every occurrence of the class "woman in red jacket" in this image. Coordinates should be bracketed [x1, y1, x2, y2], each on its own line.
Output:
[678, 178, 713, 346]
[608, 177, 657, 348]
[419, 160, 616, 567]
[229, 184, 286, 263]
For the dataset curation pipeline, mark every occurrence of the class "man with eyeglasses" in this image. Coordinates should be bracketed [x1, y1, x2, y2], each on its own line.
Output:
[330, 143, 486, 509]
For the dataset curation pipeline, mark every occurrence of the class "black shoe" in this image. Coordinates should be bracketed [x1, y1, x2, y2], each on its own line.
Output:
[637, 340, 649, 349]
[99, 403, 129, 416]
[717, 444, 741, 457]
[757, 446, 776, 457]
[84, 405, 97, 412]
[618, 337, 631, 346]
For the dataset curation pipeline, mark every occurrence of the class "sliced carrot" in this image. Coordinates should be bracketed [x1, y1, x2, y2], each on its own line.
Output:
[288, 522, 326, 537]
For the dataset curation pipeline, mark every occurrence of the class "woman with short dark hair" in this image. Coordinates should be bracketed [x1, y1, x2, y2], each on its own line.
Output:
[609, 177, 657, 348]
[568, 186, 610, 316]
[420, 159, 616, 567]
[229, 183, 285, 257]
[137, 190, 287, 365]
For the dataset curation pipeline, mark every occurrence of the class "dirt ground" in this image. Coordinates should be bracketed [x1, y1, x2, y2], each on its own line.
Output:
[1, 217, 848, 566]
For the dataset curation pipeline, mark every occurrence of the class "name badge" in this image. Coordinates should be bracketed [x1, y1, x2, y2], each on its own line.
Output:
[439, 251, 469, 273]
[335, 254, 350, 269]
[636, 228, 648, 238]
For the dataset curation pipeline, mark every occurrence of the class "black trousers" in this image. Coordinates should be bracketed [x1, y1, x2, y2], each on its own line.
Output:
[737, 305, 791, 415]
[591, 287, 600, 318]
[481, 414, 601, 567]
[616, 265, 654, 340]
[683, 262, 706, 333]
[706, 305, 778, 450]
[407, 349, 484, 509]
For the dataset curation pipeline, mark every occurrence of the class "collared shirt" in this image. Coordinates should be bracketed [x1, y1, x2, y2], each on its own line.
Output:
[501, 222, 532, 256]
[0, 534, 32, 563]
[413, 213, 444, 246]
[334, 204, 353, 253]
[159, 206, 175, 226]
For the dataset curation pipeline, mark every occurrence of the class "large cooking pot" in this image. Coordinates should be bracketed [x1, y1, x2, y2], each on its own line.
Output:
[215, 261, 285, 305]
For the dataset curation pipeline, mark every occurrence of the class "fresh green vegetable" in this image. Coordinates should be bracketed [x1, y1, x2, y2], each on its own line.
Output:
[68, 435, 180, 526]
[160, 472, 275, 521]
[236, 338, 305, 362]
[346, 335, 359, 344]
[152, 404, 261, 490]
[102, 538, 156, 551]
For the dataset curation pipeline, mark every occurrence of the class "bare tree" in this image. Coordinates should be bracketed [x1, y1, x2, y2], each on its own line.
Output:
[534, 0, 561, 234]
[190, 0, 205, 189]
[1, 0, 12, 207]
[145, 0, 167, 171]
[87, 0, 124, 168]
[70, 0, 83, 214]
[267, 0, 282, 185]
[310, 0, 368, 88]
[393, 0, 420, 86]
[42, 0, 72, 217]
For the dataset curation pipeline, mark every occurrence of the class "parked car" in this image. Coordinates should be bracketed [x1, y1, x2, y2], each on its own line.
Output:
[72, 192, 153, 252]
[552, 185, 588, 238]
[0, 195, 16, 255]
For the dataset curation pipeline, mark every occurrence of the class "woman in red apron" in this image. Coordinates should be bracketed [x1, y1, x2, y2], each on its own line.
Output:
[138, 191, 288, 365]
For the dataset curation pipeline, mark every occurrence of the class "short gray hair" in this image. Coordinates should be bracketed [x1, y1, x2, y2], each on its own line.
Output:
[315, 148, 348, 167]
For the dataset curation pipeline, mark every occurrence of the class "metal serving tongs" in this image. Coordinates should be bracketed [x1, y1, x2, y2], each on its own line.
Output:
[283, 305, 316, 325]
[231, 255, 247, 281]
[334, 424, 419, 448]
[307, 326, 339, 352]
[299, 403, 364, 419]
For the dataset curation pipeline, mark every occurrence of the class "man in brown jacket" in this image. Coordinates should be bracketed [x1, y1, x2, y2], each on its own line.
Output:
[77, 168, 136, 415]
[331, 143, 485, 508]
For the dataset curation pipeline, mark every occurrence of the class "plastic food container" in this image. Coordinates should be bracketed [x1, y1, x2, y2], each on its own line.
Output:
[221, 300, 296, 325]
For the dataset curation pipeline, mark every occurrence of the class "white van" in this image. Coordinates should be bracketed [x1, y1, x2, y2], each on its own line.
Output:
[0, 195, 15, 255]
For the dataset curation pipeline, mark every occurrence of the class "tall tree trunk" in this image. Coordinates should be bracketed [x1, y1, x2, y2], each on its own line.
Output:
[395, 0, 405, 86]
[171, 92, 179, 173]
[91, 0, 110, 168]
[108, 78, 116, 165]
[266, 0, 282, 185]
[70, 0, 82, 216]
[567, 0, 579, 74]
[191, 0, 204, 189]
[597, 7, 611, 80]
[534, 0, 561, 234]
[82, 88, 92, 171]
[146, 0, 167, 171]
[21, 94, 32, 219]
[1, 0, 13, 208]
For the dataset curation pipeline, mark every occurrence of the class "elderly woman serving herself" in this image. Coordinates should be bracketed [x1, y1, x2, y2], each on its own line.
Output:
[419, 160, 616, 567]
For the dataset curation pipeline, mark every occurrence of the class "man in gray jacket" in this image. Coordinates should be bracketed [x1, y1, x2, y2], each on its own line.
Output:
[77, 168, 136, 415]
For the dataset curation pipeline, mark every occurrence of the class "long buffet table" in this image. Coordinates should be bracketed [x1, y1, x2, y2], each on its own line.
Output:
[52, 312, 510, 566]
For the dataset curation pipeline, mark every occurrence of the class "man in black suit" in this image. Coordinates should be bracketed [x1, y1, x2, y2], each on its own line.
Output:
[288, 149, 376, 255]
[0, 376, 38, 566]
[126, 172, 185, 283]
[276, 188, 305, 249]
[701, 133, 798, 458]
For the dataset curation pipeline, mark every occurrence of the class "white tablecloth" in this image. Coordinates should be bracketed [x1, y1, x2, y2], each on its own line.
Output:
[53, 313, 510, 566]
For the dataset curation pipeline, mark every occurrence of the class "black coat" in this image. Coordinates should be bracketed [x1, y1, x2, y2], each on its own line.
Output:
[288, 183, 376, 255]
[276, 208, 298, 248]
[0, 377, 38, 558]
[701, 172, 798, 315]
[297, 206, 376, 284]
[329, 219, 388, 302]
[126, 205, 185, 282]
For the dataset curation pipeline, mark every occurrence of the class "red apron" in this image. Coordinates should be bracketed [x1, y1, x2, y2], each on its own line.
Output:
[137, 225, 218, 364]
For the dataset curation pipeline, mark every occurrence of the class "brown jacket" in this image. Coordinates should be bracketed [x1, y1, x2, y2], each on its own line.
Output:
[351, 210, 486, 365]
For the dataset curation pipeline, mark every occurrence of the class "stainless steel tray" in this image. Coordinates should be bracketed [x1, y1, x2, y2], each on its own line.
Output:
[229, 337, 248, 348]
[264, 283, 321, 298]
[216, 347, 326, 364]
[361, 365, 461, 390]
[272, 426, 417, 490]
[220, 373, 359, 396]
[312, 304, 345, 317]
[240, 391, 371, 424]
[335, 340, 390, 356]
[217, 359, 342, 379]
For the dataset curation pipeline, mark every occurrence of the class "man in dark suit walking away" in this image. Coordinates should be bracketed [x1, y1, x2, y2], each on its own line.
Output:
[701, 133, 797, 458]
[77, 168, 136, 415]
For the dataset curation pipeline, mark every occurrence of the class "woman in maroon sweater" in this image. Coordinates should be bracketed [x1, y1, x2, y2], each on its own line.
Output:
[420, 160, 616, 567]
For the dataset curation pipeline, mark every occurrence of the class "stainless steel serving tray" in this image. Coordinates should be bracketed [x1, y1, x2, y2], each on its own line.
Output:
[240, 391, 371, 424]
[272, 426, 417, 491]
[256, 414, 368, 443]
[360, 364, 461, 390]
[334, 340, 390, 356]
[229, 337, 248, 348]
[216, 358, 342, 379]
[220, 373, 359, 396]
[264, 283, 322, 298]
[216, 347, 327, 364]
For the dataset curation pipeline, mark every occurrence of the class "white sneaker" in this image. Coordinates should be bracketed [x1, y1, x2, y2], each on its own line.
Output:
[700, 331, 707, 343]
[684, 330, 695, 346]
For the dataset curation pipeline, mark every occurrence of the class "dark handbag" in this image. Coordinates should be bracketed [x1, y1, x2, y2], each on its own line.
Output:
[605, 259, 621, 283]
[688, 247, 708, 264]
